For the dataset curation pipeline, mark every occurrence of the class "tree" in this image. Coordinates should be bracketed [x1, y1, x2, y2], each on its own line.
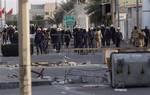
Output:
[34, 15, 44, 20]
[54, 0, 76, 25]
[85, 0, 111, 26]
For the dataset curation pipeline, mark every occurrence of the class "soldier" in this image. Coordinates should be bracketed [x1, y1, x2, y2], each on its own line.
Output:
[143, 26, 150, 47]
[42, 28, 49, 53]
[64, 29, 72, 48]
[105, 27, 111, 46]
[7, 25, 15, 44]
[82, 29, 88, 48]
[50, 28, 57, 49]
[110, 25, 116, 44]
[2, 27, 8, 44]
[131, 26, 140, 47]
[139, 29, 146, 47]
[34, 28, 44, 55]
[115, 27, 123, 47]
[100, 25, 106, 47]
[95, 27, 103, 48]
[88, 27, 95, 48]
[55, 28, 62, 53]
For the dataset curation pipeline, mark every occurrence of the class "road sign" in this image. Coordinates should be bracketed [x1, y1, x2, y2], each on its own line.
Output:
[63, 15, 75, 28]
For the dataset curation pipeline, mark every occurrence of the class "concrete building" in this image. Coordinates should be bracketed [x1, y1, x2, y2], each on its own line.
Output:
[30, 3, 56, 21]
[30, 4, 45, 20]
[142, 0, 150, 28]
[120, 0, 142, 6]
[119, 0, 143, 40]
[44, 3, 56, 20]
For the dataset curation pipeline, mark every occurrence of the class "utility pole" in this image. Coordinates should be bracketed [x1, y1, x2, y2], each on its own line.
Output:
[136, 0, 139, 28]
[125, 0, 129, 40]
[18, 0, 32, 95]
[55, 0, 58, 10]
[0, 0, 2, 29]
[111, 0, 115, 25]
[117, 0, 120, 27]
[4, 0, 6, 25]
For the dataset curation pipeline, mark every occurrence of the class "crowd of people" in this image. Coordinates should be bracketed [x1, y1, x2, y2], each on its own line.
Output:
[30, 24, 123, 54]
[1, 25, 18, 44]
[1, 24, 150, 55]
[131, 26, 150, 47]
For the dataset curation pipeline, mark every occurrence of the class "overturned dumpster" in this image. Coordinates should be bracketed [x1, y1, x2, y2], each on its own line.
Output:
[109, 50, 150, 88]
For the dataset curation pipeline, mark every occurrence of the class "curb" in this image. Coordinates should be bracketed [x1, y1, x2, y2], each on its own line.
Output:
[0, 80, 52, 89]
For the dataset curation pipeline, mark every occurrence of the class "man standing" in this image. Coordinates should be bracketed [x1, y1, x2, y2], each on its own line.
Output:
[105, 27, 111, 46]
[95, 27, 103, 48]
[100, 25, 106, 47]
[131, 26, 140, 47]
[115, 27, 123, 47]
[143, 26, 150, 47]
[110, 25, 116, 44]
[34, 28, 44, 55]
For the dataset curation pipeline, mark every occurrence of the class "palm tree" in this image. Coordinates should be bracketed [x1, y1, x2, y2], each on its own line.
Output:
[54, 0, 77, 25]
[85, 0, 111, 26]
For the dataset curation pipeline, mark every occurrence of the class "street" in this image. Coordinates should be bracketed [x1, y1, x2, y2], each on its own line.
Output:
[1, 85, 150, 95]
[0, 0, 150, 95]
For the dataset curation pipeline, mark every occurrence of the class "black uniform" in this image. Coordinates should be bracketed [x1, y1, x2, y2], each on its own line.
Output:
[115, 31, 122, 47]
[143, 28, 150, 47]
[110, 27, 116, 44]
[64, 30, 72, 48]
[101, 26, 106, 46]
[105, 28, 112, 46]
[34, 31, 44, 55]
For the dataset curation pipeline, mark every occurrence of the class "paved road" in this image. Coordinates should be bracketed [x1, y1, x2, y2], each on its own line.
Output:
[1, 85, 150, 95]
[0, 51, 104, 65]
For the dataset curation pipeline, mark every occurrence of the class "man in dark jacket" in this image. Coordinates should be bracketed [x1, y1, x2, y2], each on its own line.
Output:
[143, 26, 150, 47]
[34, 28, 44, 55]
[64, 30, 72, 48]
[110, 25, 116, 44]
[105, 27, 112, 46]
[101, 25, 106, 47]
[115, 27, 123, 47]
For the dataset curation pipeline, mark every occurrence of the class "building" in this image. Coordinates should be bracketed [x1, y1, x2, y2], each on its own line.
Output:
[44, 3, 56, 20]
[142, 0, 150, 28]
[120, 0, 142, 6]
[30, 4, 45, 20]
[119, 0, 143, 40]
[30, 3, 56, 20]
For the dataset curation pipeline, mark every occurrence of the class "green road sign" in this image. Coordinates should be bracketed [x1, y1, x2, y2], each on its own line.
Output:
[63, 16, 75, 28]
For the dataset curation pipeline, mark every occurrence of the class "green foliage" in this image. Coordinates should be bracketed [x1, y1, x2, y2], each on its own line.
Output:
[30, 20, 45, 27]
[54, 0, 76, 24]
[34, 15, 44, 20]
[6, 21, 17, 26]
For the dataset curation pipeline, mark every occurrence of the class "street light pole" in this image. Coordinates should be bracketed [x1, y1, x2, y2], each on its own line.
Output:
[4, 0, 6, 25]
[111, 0, 115, 25]
[117, 0, 120, 27]
[18, 0, 32, 95]
[136, 0, 139, 28]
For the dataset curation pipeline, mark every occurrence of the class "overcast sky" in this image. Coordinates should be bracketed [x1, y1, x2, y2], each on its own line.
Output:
[3, 0, 65, 14]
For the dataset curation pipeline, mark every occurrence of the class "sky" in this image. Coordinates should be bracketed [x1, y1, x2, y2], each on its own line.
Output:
[2, 0, 65, 14]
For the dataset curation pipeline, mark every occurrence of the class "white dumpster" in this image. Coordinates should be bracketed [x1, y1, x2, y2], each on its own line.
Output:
[111, 52, 150, 88]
